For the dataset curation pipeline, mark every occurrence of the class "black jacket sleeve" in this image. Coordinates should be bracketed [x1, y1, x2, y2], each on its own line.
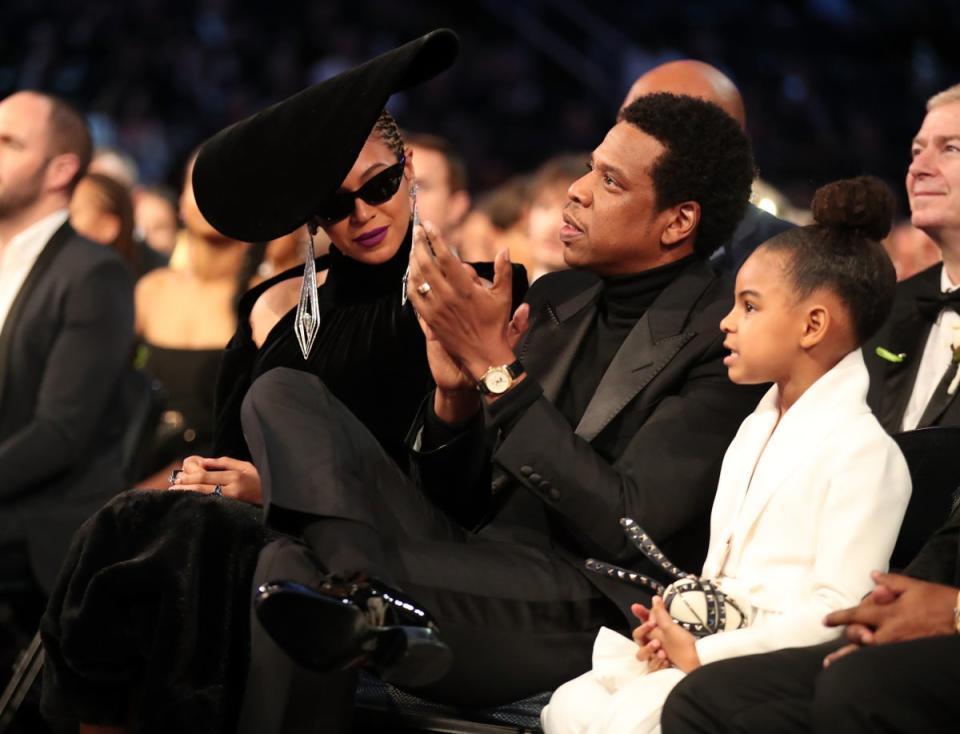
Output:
[407, 393, 493, 529]
[904, 502, 960, 586]
[0, 257, 134, 497]
[491, 334, 753, 561]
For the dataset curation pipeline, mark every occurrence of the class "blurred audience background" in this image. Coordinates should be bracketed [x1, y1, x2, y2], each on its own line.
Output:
[1, 0, 956, 489]
[2, 0, 957, 216]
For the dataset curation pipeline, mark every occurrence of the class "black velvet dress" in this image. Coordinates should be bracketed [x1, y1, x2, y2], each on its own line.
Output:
[214, 227, 432, 472]
[139, 342, 223, 474]
[39, 227, 527, 733]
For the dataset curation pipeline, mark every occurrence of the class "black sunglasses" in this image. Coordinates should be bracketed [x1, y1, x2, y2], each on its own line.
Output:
[315, 154, 406, 224]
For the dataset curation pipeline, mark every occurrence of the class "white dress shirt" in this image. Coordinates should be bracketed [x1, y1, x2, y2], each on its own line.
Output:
[901, 265, 960, 431]
[0, 209, 70, 334]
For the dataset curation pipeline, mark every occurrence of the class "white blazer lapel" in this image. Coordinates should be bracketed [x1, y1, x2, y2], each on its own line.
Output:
[730, 399, 825, 544]
[701, 389, 779, 577]
[702, 349, 872, 578]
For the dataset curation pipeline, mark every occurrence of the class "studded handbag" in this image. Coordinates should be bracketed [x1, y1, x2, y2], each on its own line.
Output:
[586, 518, 747, 638]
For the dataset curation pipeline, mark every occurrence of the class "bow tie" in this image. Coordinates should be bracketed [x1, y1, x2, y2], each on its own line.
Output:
[916, 290, 960, 322]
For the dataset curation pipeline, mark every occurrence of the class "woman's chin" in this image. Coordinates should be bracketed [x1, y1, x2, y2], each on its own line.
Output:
[338, 233, 404, 264]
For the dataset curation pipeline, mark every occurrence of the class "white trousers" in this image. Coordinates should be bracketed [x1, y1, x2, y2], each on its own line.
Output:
[540, 628, 687, 734]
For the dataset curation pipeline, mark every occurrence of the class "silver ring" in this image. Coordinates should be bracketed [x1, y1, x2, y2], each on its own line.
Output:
[416, 281, 431, 296]
[213, 484, 223, 496]
[168, 468, 182, 484]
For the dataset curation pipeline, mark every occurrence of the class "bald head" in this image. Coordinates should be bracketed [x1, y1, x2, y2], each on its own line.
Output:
[623, 60, 746, 129]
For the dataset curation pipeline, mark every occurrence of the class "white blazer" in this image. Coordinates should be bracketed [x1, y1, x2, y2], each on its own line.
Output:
[695, 348, 911, 665]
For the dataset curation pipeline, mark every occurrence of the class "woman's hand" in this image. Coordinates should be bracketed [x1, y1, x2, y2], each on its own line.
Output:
[171, 455, 262, 505]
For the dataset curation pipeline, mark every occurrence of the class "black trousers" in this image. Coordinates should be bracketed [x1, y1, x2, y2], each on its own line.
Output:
[236, 368, 621, 729]
[662, 636, 960, 733]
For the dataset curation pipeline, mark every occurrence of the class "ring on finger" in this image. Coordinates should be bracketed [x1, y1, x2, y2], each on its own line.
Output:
[416, 281, 431, 296]
[213, 484, 223, 496]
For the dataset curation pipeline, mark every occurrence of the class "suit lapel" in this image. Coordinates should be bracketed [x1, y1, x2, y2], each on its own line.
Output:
[519, 281, 601, 403]
[0, 222, 72, 406]
[574, 259, 714, 443]
[917, 362, 960, 428]
[873, 266, 940, 432]
[574, 314, 692, 441]
[939, 384, 960, 429]
[728, 408, 818, 546]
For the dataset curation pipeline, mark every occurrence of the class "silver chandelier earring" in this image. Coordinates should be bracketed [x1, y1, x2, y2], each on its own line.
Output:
[294, 223, 321, 359]
[402, 182, 434, 308]
[401, 182, 419, 307]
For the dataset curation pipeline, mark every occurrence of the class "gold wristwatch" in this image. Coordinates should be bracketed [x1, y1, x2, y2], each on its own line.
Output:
[477, 360, 524, 396]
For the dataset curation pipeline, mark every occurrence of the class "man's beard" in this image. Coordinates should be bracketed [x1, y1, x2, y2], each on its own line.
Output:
[0, 170, 45, 222]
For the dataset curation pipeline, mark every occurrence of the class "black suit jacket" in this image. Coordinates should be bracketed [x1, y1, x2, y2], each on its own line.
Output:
[865, 263, 960, 433]
[0, 221, 134, 591]
[413, 258, 765, 620]
[905, 500, 960, 587]
[709, 203, 795, 274]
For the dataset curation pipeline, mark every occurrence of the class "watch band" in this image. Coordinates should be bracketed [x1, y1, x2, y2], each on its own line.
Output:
[502, 359, 523, 379]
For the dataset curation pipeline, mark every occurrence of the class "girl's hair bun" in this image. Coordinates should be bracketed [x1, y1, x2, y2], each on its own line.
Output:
[811, 175, 894, 241]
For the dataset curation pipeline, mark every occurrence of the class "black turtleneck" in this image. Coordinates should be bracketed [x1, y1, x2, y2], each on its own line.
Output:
[556, 256, 694, 428]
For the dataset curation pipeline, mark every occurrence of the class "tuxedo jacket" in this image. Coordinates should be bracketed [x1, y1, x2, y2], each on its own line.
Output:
[709, 203, 794, 274]
[414, 258, 765, 620]
[693, 350, 911, 665]
[0, 222, 134, 591]
[866, 263, 960, 432]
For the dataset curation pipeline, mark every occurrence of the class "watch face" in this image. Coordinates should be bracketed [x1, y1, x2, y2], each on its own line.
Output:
[484, 367, 512, 394]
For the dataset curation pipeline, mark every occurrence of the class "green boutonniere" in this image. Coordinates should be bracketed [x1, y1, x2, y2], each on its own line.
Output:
[875, 347, 906, 364]
[949, 343, 960, 395]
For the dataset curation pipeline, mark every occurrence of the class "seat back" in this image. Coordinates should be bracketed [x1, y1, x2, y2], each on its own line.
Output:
[890, 426, 960, 569]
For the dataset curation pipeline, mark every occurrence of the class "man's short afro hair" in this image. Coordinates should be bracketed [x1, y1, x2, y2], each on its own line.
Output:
[618, 93, 755, 258]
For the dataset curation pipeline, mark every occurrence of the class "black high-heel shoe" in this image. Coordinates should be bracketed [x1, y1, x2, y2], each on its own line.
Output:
[254, 576, 452, 688]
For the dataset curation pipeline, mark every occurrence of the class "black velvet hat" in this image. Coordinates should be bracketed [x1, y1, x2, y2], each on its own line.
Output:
[192, 28, 460, 242]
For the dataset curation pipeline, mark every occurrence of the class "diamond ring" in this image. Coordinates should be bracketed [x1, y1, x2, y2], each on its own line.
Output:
[416, 282, 432, 296]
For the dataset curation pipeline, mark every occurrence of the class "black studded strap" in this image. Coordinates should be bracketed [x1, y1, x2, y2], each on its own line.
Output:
[584, 517, 747, 639]
[619, 517, 689, 581]
[584, 558, 665, 596]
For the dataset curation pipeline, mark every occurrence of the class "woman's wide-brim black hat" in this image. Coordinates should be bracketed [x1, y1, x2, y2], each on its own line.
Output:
[193, 28, 460, 242]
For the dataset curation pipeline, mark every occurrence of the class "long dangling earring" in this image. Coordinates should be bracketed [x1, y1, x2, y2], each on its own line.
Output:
[294, 223, 321, 359]
[401, 182, 418, 307]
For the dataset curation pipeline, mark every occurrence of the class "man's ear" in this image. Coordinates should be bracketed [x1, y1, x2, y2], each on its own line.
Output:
[45, 152, 81, 194]
[661, 201, 699, 247]
[404, 147, 415, 179]
[799, 304, 830, 348]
